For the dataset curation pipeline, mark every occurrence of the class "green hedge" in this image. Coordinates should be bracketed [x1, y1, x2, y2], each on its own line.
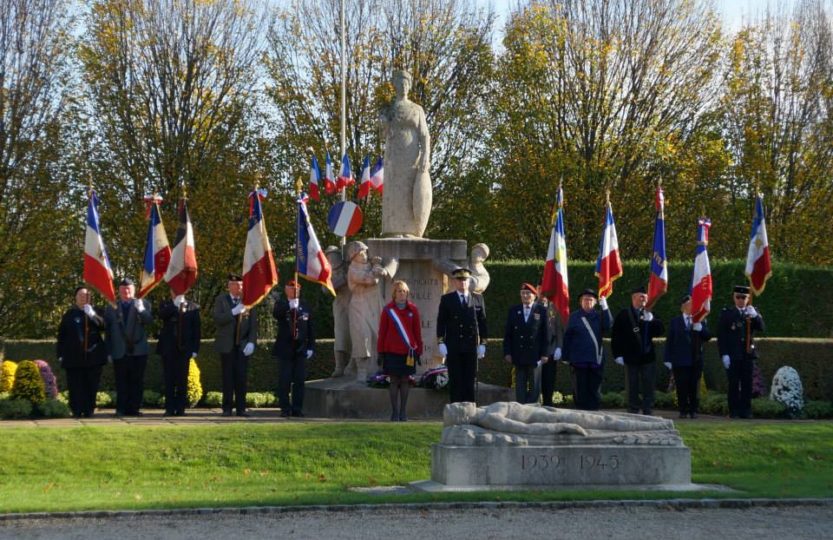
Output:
[4, 336, 832, 401]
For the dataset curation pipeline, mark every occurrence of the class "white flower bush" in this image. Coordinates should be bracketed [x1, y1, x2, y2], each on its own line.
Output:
[770, 366, 804, 417]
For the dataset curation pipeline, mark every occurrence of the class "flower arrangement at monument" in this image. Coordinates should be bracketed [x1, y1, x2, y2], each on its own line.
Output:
[10, 360, 46, 405]
[367, 371, 390, 388]
[770, 366, 804, 418]
[418, 365, 448, 390]
[34, 360, 58, 399]
[0, 361, 17, 393]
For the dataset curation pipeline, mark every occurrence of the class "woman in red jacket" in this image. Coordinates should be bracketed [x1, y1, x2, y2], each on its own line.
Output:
[377, 280, 423, 421]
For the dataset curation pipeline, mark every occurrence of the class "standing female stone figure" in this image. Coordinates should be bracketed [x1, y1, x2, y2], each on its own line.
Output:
[380, 69, 432, 238]
[325, 245, 352, 377]
[347, 241, 386, 380]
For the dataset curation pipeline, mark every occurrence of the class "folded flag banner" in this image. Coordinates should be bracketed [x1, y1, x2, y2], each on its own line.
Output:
[164, 197, 198, 296]
[297, 194, 335, 295]
[646, 185, 668, 309]
[595, 197, 623, 298]
[242, 188, 279, 307]
[357, 156, 372, 199]
[540, 185, 570, 324]
[309, 155, 322, 201]
[745, 194, 772, 295]
[369, 157, 384, 194]
[324, 151, 336, 195]
[83, 190, 116, 304]
[137, 195, 171, 298]
[327, 200, 363, 237]
[336, 153, 354, 191]
[690, 218, 712, 323]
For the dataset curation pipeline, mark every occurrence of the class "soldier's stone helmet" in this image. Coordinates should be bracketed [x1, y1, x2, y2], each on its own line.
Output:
[345, 241, 369, 262]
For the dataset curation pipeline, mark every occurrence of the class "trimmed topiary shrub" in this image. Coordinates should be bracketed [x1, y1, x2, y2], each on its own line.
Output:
[0, 361, 17, 393]
[35, 399, 71, 418]
[10, 360, 46, 405]
[34, 360, 58, 399]
[751, 397, 788, 418]
[96, 392, 114, 408]
[654, 391, 675, 411]
[0, 398, 33, 419]
[203, 391, 222, 407]
[600, 391, 626, 409]
[803, 400, 833, 419]
[187, 357, 203, 407]
[142, 390, 163, 407]
[700, 392, 729, 416]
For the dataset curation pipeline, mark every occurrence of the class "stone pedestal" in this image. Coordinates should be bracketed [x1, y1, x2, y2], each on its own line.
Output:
[367, 238, 468, 374]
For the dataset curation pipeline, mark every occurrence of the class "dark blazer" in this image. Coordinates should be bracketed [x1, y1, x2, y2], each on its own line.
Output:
[611, 307, 665, 365]
[271, 299, 315, 360]
[503, 303, 549, 366]
[436, 290, 487, 354]
[156, 299, 201, 358]
[104, 299, 153, 359]
[57, 307, 107, 369]
[562, 307, 613, 367]
[718, 307, 764, 360]
[213, 293, 259, 354]
[664, 315, 712, 367]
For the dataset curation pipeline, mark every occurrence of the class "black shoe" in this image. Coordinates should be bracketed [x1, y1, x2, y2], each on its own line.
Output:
[628, 409, 640, 414]
[72, 413, 81, 419]
[115, 410, 125, 418]
[292, 411, 304, 418]
[222, 410, 233, 417]
[642, 409, 653, 416]
[399, 414, 407, 422]
[390, 412, 399, 422]
[237, 411, 250, 418]
[163, 411, 175, 417]
[280, 410, 291, 418]
[175, 411, 185, 417]
[678, 412, 687, 419]
[690, 413, 698, 419]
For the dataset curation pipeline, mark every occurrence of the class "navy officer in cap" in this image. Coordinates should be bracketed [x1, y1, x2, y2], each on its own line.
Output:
[272, 279, 314, 418]
[104, 277, 153, 417]
[718, 285, 765, 418]
[562, 289, 613, 410]
[437, 267, 488, 403]
[664, 294, 711, 418]
[503, 282, 550, 404]
[611, 285, 665, 415]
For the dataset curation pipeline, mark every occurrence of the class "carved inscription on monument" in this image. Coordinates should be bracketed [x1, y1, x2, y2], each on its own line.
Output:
[520, 453, 620, 474]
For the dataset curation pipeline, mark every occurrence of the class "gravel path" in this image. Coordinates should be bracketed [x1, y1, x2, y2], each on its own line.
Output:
[2, 503, 832, 540]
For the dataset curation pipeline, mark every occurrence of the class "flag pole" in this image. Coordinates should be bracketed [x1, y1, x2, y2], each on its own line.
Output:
[294, 177, 302, 291]
[339, 0, 347, 248]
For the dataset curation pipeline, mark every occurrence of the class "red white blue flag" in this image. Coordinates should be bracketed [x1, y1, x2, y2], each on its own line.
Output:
[336, 152, 354, 191]
[646, 186, 668, 309]
[357, 156, 372, 199]
[83, 190, 116, 304]
[540, 186, 570, 324]
[297, 194, 335, 295]
[324, 151, 336, 195]
[164, 198, 198, 295]
[309, 155, 322, 201]
[137, 195, 171, 298]
[242, 188, 279, 307]
[595, 199, 623, 298]
[745, 194, 772, 295]
[690, 218, 712, 323]
[327, 200, 363, 237]
[369, 157, 384, 194]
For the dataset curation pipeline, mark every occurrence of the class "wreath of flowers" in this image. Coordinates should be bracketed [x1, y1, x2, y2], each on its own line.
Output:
[770, 366, 804, 418]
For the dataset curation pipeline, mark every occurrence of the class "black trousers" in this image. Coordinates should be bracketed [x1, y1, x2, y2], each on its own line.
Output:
[572, 366, 602, 411]
[514, 364, 539, 404]
[278, 354, 306, 414]
[626, 362, 656, 413]
[727, 357, 754, 417]
[446, 350, 477, 403]
[221, 347, 248, 413]
[541, 359, 557, 406]
[673, 363, 702, 415]
[65, 366, 102, 417]
[113, 354, 147, 414]
[163, 352, 191, 414]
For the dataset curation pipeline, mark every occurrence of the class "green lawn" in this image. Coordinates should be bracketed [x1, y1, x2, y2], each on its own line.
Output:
[0, 420, 831, 513]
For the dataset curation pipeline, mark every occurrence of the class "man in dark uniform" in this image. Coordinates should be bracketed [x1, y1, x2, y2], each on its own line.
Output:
[57, 286, 107, 418]
[503, 283, 549, 403]
[664, 294, 711, 418]
[272, 280, 315, 418]
[539, 288, 564, 407]
[157, 290, 201, 417]
[437, 267, 488, 403]
[611, 285, 665, 415]
[213, 273, 259, 417]
[718, 285, 765, 419]
[104, 277, 153, 417]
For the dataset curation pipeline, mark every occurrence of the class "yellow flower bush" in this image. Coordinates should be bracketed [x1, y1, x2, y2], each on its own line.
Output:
[10, 360, 46, 405]
[0, 361, 17, 393]
[187, 357, 203, 407]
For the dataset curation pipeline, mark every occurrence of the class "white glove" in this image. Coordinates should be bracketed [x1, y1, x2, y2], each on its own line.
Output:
[190, 353, 197, 359]
[477, 344, 486, 359]
[288, 299, 299, 309]
[83, 304, 96, 318]
[306, 350, 313, 360]
[745, 306, 758, 318]
[664, 362, 672, 370]
[173, 295, 185, 307]
[231, 303, 246, 316]
[438, 343, 448, 357]
[553, 347, 562, 361]
[614, 356, 624, 366]
[642, 311, 653, 322]
[242, 342, 255, 356]
[58, 357, 63, 365]
[598, 296, 608, 310]
[134, 299, 145, 312]
[722, 355, 731, 369]
[692, 322, 703, 331]
[107, 355, 113, 363]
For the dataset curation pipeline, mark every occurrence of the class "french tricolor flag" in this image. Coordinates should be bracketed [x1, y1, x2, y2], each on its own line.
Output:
[324, 151, 336, 195]
[370, 157, 384, 194]
[83, 190, 116, 304]
[540, 186, 570, 324]
[309, 155, 322, 201]
[357, 156, 372, 199]
[242, 189, 279, 307]
[595, 198, 623, 299]
[164, 198, 198, 295]
[296, 194, 335, 295]
[690, 218, 712, 323]
[336, 152, 355, 190]
[137, 196, 171, 298]
[745, 195, 772, 295]
[646, 185, 668, 309]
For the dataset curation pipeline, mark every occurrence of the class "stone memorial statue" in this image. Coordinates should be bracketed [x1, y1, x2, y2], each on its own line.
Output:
[325, 245, 352, 377]
[380, 69, 432, 238]
[468, 243, 491, 294]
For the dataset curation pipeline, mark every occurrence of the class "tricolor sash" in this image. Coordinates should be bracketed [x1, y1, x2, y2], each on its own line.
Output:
[388, 306, 417, 366]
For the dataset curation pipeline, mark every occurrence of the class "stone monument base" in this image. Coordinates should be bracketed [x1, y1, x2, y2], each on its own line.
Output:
[303, 377, 513, 419]
[429, 444, 691, 487]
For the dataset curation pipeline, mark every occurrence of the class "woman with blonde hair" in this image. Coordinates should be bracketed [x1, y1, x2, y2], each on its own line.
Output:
[377, 280, 423, 421]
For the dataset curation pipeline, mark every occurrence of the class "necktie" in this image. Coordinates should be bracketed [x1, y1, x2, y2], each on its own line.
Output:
[685, 316, 691, 330]
[524, 307, 530, 321]
[460, 294, 467, 306]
